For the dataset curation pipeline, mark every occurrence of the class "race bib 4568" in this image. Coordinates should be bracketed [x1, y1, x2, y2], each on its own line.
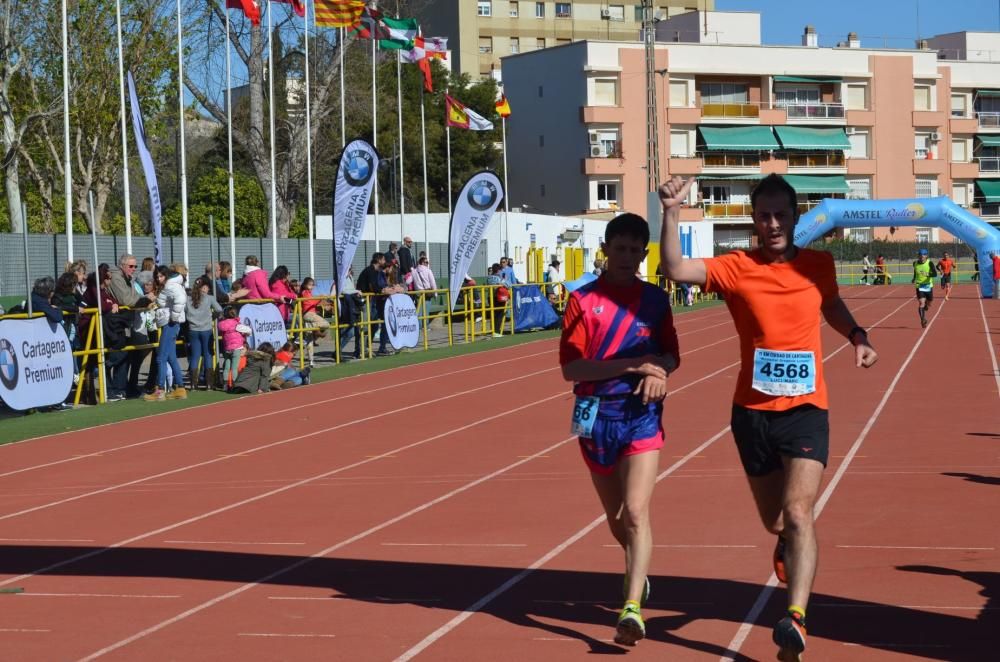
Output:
[752, 349, 816, 397]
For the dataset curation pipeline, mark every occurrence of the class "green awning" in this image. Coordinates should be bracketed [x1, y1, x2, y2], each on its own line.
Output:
[976, 90, 1000, 97]
[975, 135, 1000, 148]
[976, 179, 1000, 202]
[782, 175, 851, 194]
[698, 126, 779, 151]
[774, 126, 851, 151]
[774, 75, 841, 84]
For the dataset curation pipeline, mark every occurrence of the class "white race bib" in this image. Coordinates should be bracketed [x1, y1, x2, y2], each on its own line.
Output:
[752, 349, 816, 397]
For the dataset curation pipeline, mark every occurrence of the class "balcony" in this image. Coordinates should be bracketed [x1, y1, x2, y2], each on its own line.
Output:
[912, 157, 947, 175]
[667, 106, 702, 124]
[704, 202, 752, 218]
[912, 110, 947, 127]
[702, 102, 759, 120]
[977, 112, 1000, 129]
[977, 156, 1000, 173]
[951, 161, 980, 179]
[845, 109, 876, 126]
[581, 106, 626, 123]
[846, 159, 877, 175]
[775, 102, 845, 121]
[701, 152, 761, 169]
[582, 156, 625, 175]
[786, 152, 846, 169]
[667, 157, 703, 175]
[950, 116, 979, 134]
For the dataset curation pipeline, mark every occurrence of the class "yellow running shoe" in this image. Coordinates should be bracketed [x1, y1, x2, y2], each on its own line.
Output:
[614, 600, 645, 646]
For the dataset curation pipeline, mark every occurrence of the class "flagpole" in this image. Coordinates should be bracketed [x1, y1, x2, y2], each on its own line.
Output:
[304, 0, 316, 277]
[501, 115, 510, 257]
[267, 0, 279, 268]
[114, 0, 132, 253]
[225, 4, 237, 264]
[339, 27, 346, 147]
[420, 85, 429, 257]
[396, 49, 405, 238]
[176, 0, 190, 269]
[372, 33, 380, 251]
[61, 0, 73, 262]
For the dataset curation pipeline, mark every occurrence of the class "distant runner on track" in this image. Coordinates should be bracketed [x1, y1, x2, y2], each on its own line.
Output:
[912, 249, 937, 329]
[936, 251, 955, 301]
[658, 174, 878, 662]
[559, 213, 680, 647]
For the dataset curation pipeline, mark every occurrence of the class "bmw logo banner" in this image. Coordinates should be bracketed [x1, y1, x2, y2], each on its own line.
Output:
[332, 138, 380, 293]
[448, 171, 505, 311]
[0, 318, 75, 411]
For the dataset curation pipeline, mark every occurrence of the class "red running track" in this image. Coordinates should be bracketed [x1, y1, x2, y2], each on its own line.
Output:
[0, 285, 997, 661]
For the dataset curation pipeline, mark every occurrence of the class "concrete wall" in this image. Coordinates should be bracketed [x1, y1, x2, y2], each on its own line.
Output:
[655, 10, 761, 45]
[502, 41, 590, 215]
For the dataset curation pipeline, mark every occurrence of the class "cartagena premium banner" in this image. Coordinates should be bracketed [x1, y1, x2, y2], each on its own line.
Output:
[0, 317, 75, 411]
[332, 138, 380, 292]
[448, 171, 504, 310]
[240, 303, 288, 350]
[127, 71, 164, 266]
[384, 293, 419, 350]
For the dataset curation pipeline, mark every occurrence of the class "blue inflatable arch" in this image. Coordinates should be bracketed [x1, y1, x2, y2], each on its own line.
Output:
[793, 197, 1000, 298]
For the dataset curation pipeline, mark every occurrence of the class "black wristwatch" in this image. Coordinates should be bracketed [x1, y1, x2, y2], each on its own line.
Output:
[848, 326, 867, 344]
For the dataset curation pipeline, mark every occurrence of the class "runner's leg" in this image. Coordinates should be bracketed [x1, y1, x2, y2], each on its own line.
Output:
[744, 470, 786, 534]
[780, 457, 824, 610]
[618, 450, 660, 603]
[589, 470, 627, 549]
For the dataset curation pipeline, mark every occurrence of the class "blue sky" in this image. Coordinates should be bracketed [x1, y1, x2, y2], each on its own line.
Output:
[715, 0, 999, 48]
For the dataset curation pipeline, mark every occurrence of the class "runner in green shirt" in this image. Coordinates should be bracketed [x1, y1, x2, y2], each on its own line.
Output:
[912, 248, 937, 329]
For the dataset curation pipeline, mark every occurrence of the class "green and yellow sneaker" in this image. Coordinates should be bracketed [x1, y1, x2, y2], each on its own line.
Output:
[614, 600, 645, 646]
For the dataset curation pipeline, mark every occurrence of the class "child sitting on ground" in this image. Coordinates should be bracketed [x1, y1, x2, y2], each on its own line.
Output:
[230, 342, 275, 394]
[269, 342, 312, 389]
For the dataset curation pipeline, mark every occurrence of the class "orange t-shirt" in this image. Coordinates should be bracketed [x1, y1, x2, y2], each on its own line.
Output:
[938, 258, 954, 276]
[703, 249, 839, 411]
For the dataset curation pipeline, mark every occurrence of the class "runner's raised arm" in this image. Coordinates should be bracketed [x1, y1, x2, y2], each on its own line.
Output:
[658, 176, 707, 287]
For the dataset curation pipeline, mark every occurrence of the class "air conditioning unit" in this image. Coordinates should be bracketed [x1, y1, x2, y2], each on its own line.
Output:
[590, 144, 608, 157]
[588, 130, 600, 144]
[845, 127, 860, 135]
[600, 9, 611, 18]
[929, 131, 941, 141]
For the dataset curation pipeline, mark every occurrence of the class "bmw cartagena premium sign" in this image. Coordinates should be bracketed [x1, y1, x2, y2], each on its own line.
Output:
[448, 170, 505, 311]
[0, 317, 75, 410]
[240, 303, 288, 350]
[332, 138, 380, 292]
[384, 293, 419, 350]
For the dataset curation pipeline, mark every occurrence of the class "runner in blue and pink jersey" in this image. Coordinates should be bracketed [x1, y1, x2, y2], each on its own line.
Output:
[559, 213, 680, 647]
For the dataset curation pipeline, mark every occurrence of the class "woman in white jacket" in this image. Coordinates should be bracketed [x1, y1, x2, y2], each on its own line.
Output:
[145, 264, 189, 401]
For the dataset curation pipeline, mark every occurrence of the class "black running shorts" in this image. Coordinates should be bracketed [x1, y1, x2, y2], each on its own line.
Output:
[915, 287, 934, 302]
[730, 404, 829, 477]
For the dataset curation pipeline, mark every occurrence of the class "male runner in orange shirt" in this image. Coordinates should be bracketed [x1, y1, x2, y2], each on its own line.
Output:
[659, 174, 879, 662]
[936, 251, 955, 300]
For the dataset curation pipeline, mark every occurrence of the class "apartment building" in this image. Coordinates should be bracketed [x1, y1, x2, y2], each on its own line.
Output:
[417, 0, 712, 80]
[501, 10, 1000, 245]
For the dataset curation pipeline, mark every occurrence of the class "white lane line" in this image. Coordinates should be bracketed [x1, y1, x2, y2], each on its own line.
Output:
[381, 543, 527, 548]
[394, 426, 734, 662]
[836, 545, 994, 551]
[237, 633, 337, 638]
[0, 367, 557, 523]
[17, 593, 180, 599]
[721, 298, 945, 661]
[0, 349, 556, 479]
[0, 337, 559, 451]
[73, 433, 576, 661]
[979, 296, 1000, 399]
[395, 292, 910, 661]
[0, 538, 95, 543]
[2, 392, 569, 593]
[0, 628, 51, 633]
[163, 540, 306, 547]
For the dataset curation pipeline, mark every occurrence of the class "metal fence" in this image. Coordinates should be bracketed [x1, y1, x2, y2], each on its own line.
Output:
[0, 233, 487, 299]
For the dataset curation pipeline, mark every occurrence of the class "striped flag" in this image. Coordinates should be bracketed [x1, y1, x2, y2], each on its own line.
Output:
[379, 16, 419, 50]
[314, 0, 366, 27]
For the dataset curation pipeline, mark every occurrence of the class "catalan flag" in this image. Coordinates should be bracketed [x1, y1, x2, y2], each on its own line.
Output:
[315, 0, 366, 28]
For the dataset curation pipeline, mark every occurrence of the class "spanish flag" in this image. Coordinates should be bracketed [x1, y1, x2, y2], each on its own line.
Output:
[445, 95, 494, 131]
[495, 95, 511, 118]
[315, 0, 366, 28]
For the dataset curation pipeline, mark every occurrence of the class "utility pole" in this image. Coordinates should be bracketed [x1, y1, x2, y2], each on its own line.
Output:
[642, 0, 660, 194]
